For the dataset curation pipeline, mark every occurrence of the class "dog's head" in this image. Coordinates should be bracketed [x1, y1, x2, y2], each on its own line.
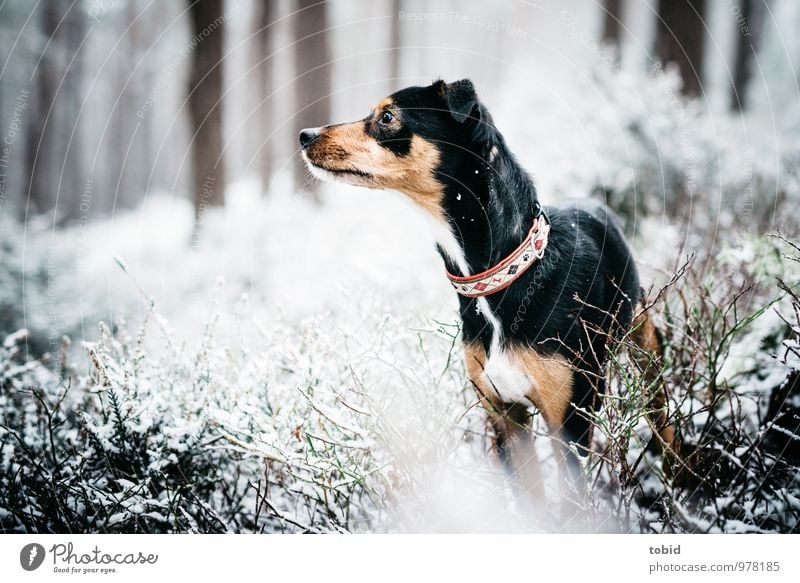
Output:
[300, 79, 491, 222]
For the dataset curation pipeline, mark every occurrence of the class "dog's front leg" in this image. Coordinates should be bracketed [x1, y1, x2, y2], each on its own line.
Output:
[490, 402, 546, 500]
[464, 343, 545, 501]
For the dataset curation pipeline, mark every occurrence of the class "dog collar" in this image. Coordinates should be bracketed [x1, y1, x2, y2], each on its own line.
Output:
[446, 213, 550, 298]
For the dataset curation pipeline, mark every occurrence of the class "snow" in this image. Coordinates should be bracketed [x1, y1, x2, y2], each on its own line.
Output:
[2, 12, 800, 532]
[2, 160, 798, 533]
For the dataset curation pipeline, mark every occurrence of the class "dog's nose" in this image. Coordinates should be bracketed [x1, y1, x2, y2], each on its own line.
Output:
[299, 127, 321, 149]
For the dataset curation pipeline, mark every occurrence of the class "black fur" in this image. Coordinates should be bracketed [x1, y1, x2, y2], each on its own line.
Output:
[388, 80, 641, 453]
[301, 79, 641, 457]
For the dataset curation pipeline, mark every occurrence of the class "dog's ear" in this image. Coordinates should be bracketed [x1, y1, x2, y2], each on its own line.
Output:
[435, 79, 479, 123]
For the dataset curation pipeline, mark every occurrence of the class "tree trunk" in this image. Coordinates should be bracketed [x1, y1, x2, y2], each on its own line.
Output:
[601, 0, 624, 48]
[60, 1, 86, 224]
[25, 0, 64, 216]
[654, 0, 706, 96]
[730, 0, 763, 112]
[187, 0, 226, 218]
[98, 5, 140, 218]
[252, 0, 274, 192]
[389, 0, 403, 91]
[293, 0, 331, 196]
[116, 0, 147, 212]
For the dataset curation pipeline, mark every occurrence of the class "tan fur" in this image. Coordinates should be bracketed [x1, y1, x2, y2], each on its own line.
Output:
[464, 342, 574, 431]
[464, 342, 502, 411]
[302, 99, 446, 222]
[466, 307, 675, 460]
[373, 97, 394, 112]
[463, 342, 544, 497]
[630, 307, 675, 449]
[376, 136, 444, 220]
[507, 344, 574, 430]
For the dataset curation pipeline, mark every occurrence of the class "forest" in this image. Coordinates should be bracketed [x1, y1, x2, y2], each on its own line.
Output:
[0, 0, 798, 533]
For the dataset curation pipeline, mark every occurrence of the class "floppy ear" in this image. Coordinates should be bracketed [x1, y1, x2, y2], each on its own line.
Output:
[436, 79, 479, 123]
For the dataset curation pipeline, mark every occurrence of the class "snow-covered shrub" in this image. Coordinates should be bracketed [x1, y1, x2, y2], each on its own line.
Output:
[2, 232, 797, 533]
[0, 126, 797, 533]
[497, 63, 800, 240]
[0, 320, 254, 533]
[0, 216, 76, 357]
[586, 235, 800, 533]
[0, 279, 477, 533]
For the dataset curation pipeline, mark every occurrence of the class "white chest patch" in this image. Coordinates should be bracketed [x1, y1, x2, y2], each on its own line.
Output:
[482, 348, 533, 404]
[429, 218, 534, 404]
[429, 218, 471, 275]
[477, 296, 534, 404]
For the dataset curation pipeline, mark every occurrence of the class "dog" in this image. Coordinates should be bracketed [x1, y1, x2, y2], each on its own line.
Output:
[300, 79, 673, 486]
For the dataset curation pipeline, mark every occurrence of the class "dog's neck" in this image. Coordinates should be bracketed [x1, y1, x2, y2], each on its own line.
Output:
[434, 133, 540, 278]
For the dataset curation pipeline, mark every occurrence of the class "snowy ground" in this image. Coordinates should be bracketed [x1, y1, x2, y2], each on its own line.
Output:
[2, 59, 799, 532]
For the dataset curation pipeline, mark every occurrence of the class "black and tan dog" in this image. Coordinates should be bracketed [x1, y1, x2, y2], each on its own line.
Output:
[300, 79, 673, 484]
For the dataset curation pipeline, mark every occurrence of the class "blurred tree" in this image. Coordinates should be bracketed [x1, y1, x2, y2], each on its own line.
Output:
[654, 0, 706, 96]
[187, 0, 226, 217]
[252, 0, 275, 192]
[730, 0, 765, 112]
[25, 0, 61, 216]
[106, 0, 147, 215]
[60, 0, 85, 224]
[25, 0, 85, 220]
[601, 0, 624, 49]
[293, 0, 331, 198]
[389, 0, 403, 90]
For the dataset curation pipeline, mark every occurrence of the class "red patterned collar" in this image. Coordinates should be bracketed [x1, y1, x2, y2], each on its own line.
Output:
[446, 214, 550, 298]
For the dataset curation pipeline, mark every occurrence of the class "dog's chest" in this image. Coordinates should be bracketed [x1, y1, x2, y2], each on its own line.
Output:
[481, 348, 533, 403]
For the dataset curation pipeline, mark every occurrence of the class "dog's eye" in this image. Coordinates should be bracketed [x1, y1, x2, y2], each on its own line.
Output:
[379, 110, 395, 125]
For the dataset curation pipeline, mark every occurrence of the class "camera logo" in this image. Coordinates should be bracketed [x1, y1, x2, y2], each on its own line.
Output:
[20, 543, 46, 571]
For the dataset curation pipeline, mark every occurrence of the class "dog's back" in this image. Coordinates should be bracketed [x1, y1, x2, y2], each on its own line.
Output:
[551, 197, 640, 332]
